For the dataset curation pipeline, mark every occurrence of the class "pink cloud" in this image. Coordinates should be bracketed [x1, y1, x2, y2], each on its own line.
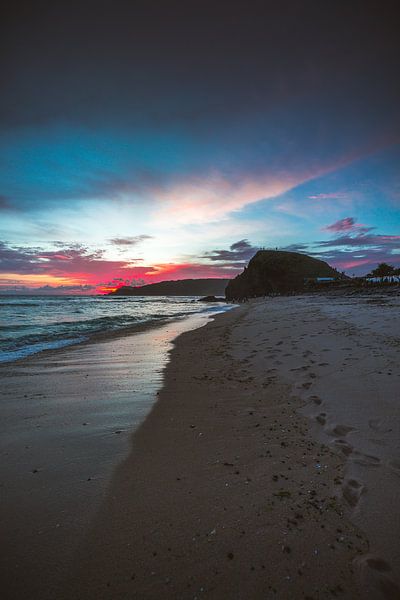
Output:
[0, 241, 240, 293]
[152, 172, 302, 225]
[144, 261, 241, 280]
[151, 153, 365, 225]
[324, 217, 359, 232]
[323, 217, 373, 234]
[318, 232, 400, 247]
[331, 258, 374, 270]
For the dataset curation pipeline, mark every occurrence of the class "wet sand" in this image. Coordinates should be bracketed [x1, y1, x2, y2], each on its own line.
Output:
[0, 313, 216, 600]
[2, 295, 399, 599]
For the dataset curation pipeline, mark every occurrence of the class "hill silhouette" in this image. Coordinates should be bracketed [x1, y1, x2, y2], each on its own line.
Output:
[225, 250, 342, 299]
[109, 278, 230, 296]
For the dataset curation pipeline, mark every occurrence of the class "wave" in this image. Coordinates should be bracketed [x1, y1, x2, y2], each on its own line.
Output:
[0, 302, 40, 307]
[0, 297, 233, 364]
[0, 337, 87, 364]
[0, 315, 167, 361]
[0, 324, 32, 331]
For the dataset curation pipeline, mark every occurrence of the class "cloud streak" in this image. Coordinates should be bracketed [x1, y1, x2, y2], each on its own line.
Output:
[323, 217, 374, 234]
[108, 235, 152, 246]
[308, 192, 349, 200]
[317, 233, 400, 248]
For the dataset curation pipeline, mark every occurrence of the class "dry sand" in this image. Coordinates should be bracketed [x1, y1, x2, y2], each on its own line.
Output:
[2, 295, 399, 599]
[62, 295, 399, 599]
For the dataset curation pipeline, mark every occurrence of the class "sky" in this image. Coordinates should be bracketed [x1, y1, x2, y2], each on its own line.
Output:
[1, 0, 399, 293]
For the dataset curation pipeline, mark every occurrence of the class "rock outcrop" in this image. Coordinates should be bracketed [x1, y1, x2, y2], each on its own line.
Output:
[225, 250, 342, 300]
[198, 296, 226, 302]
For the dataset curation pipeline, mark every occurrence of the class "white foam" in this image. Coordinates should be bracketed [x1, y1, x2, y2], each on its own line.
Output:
[0, 336, 87, 363]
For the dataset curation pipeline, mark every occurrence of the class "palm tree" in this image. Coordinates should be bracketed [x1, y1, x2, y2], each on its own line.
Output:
[369, 263, 395, 283]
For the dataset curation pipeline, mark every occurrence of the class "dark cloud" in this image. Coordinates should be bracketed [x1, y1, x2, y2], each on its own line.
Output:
[0, 241, 40, 273]
[316, 233, 400, 249]
[301, 227, 400, 274]
[0, 241, 136, 276]
[202, 239, 258, 264]
[108, 235, 152, 246]
[279, 222, 400, 275]
[2, 2, 399, 226]
[1, 0, 399, 140]
[312, 246, 400, 274]
[230, 240, 253, 252]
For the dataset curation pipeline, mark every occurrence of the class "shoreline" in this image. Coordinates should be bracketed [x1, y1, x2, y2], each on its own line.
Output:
[2, 295, 399, 599]
[0, 302, 234, 366]
[1, 310, 226, 600]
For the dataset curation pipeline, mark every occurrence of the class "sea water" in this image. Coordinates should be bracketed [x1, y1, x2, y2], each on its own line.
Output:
[0, 295, 231, 363]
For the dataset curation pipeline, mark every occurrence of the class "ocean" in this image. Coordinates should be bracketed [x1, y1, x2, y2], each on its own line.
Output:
[0, 295, 231, 363]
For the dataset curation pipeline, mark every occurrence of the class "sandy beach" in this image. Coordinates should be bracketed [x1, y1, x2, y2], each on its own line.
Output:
[2, 294, 400, 599]
[0, 312, 219, 599]
[3, 1, 399, 597]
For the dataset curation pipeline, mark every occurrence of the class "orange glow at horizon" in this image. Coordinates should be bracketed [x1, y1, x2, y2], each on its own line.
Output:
[0, 273, 86, 287]
[97, 285, 119, 294]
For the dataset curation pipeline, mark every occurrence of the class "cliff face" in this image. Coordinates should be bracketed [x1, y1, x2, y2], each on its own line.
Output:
[225, 250, 341, 300]
[109, 278, 230, 296]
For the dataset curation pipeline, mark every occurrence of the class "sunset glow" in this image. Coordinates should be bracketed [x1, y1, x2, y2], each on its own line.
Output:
[1, 3, 399, 293]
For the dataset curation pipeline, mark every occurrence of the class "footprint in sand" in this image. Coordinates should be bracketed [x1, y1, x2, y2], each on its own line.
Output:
[309, 395, 322, 405]
[316, 413, 326, 425]
[342, 478, 364, 507]
[368, 418, 392, 433]
[388, 460, 400, 477]
[351, 452, 381, 468]
[369, 418, 381, 432]
[364, 557, 392, 572]
[369, 438, 387, 447]
[330, 424, 356, 437]
[334, 439, 353, 456]
[355, 555, 400, 600]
